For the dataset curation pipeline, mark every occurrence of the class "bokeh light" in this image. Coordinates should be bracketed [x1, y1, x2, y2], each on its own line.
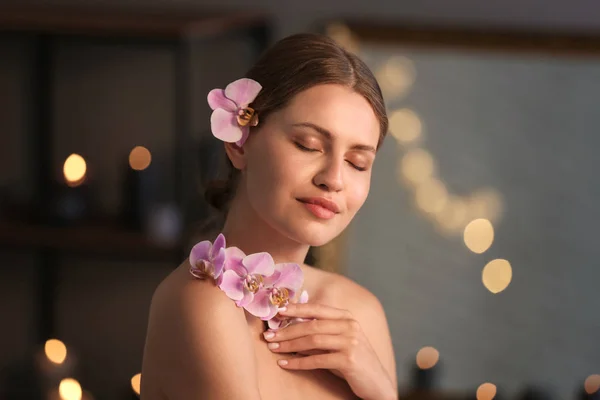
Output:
[63, 154, 86, 186]
[376, 56, 416, 99]
[45, 338, 67, 364]
[464, 218, 495, 254]
[131, 373, 142, 395]
[482, 259, 513, 294]
[416, 179, 448, 214]
[476, 383, 497, 400]
[129, 146, 152, 171]
[585, 374, 600, 394]
[389, 108, 422, 144]
[416, 346, 440, 369]
[398, 148, 435, 185]
[59, 378, 82, 400]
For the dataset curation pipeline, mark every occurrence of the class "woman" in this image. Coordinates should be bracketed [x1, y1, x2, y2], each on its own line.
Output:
[141, 33, 397, 400]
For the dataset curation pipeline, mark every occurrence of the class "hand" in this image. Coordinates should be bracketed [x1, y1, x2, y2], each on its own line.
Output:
[262, 303, 397, 400]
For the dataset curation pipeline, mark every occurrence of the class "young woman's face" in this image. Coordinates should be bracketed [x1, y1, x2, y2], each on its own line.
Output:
[240, 84, 381, 247]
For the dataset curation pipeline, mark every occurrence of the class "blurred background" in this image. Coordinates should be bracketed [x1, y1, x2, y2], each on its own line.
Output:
[0, 1, 599, 400]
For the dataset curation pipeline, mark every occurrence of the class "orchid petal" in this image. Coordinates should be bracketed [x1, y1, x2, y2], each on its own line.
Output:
[236, 126, 250, 147]
[207, 89, 237, 112]
[224, 78, 262, 108]
[237, 287, 254, 308]
[210, 109, 243, 143]
[242, 252, 275, 276]
[267, 317, 283, 330]
[224, 246, 247, 276]
[243, 289, 272, 318]
[299, 290, 309, 304]
[211, 234, 226, 256]
[262, 270, 281, 287]
[261, 303, 279, 321]
[189, 240, 212, 267]
[211, 248, 226, 278]
[218, 270, 244, 301]
[272, 263, 303, 297]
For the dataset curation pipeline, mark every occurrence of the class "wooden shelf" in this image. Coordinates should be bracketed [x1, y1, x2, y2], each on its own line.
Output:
[0, 221, 180, 261]
[0, 4, 269, 39]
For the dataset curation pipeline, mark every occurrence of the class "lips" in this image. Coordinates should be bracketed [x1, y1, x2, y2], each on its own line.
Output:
[297, 197, 340, 213]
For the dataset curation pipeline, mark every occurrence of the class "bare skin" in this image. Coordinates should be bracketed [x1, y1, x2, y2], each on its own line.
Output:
[141, 84, 397, 399]
[141, 261, 396, 400]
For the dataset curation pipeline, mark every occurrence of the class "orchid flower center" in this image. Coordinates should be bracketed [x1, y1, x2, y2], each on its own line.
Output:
[244, 274, 263, 293]
[269, 287, 290, 307]
[194, 259, 214, 279]
[236, 107, 255, 126]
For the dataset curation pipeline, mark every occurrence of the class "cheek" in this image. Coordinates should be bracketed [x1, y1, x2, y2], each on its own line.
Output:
[346, 174, 371, 213]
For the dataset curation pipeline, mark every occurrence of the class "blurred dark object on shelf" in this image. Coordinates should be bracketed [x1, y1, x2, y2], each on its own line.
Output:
[516, 385, 554, 400]
[120, 151, 160, 232]
[48, 179, 95, 226]
[412, 363, 439, 391]
[578, 387, 600, 400]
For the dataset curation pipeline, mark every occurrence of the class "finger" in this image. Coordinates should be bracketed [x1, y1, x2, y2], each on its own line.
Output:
[268, 334, 348, 353]
[278, 303, 352, 320]
[278, 352, 343, 371]
[264, 319, 350, 342]
[295, 349, 327, 356]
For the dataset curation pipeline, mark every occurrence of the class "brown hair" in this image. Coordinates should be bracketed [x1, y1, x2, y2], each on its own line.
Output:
[204, 33, 388, 215]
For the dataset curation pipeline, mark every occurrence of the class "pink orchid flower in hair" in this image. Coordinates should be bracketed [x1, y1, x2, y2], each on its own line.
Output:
[245, 263, 303, 321]
[207, 78, 262, 147]
[218, 251, 276, 312]
[189, 233, 227, 281]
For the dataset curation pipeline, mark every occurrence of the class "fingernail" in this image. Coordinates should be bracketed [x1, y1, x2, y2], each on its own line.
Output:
[263, 331, 275, 340]
[277, 359, 288, 366]
[267, 342, 280, 350]
[278, 307, 287, 312]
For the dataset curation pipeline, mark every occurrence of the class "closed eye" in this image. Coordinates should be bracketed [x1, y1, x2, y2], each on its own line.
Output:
[347, 161, 367, 172]
[294, 142, 319, 152]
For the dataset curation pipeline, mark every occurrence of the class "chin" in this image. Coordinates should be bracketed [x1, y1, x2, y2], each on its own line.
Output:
[281, 218, 345, 247]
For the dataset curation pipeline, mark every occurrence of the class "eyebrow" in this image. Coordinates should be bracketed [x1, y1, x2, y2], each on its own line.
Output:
[291, 122, 377, 153]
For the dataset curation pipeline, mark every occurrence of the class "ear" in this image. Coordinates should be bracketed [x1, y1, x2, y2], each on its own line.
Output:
[224, 142, 246, 170]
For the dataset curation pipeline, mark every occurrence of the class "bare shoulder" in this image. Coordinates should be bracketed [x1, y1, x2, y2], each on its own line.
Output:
[303, 265, 397, 389]
[141, 261, 261, 400]
[303, 264, 383, 315]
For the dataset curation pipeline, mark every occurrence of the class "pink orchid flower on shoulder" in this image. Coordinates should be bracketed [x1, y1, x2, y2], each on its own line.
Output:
[207, 78, 262, 147]
[189, 233, 227, 282]
[268, 289, 310, 330]
[218, 251, 275, 309]
[247, 262, 303, 321]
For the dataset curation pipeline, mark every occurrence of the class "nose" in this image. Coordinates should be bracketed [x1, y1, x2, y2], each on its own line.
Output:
[312, 157, 344, 192]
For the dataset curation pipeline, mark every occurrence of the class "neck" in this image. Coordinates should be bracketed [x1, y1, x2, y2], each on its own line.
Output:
[221, 188, 309, 265]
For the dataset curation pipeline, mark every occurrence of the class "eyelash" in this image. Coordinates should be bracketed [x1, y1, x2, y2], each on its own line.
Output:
[294, 142, 367, 172]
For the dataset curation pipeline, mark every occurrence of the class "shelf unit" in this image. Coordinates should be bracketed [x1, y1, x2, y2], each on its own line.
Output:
[0, 4, 271, 346]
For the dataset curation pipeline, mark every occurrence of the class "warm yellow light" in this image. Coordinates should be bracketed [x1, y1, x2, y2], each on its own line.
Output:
[45, 338, 67, 364]
[325, 22, 359, 53]
[585, 374, 600, 394]
[398, 148, 435, 185]
[463, 218, 495, 254]
[129, 146, 152, 171]
[59, 378, 82, 400]
[416, 179, 448, 214]
[63, 154, 86, 186]
[377, 56, 416, 99]
[131, 373, 141, 395]
[434, 197, 469, 234]
[389, 109, 422, 144]
[467, 189, 503, 223]
[482, 259, 512, 294]
[416, 346, 439, 369]
[476, 383, 497, 400]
